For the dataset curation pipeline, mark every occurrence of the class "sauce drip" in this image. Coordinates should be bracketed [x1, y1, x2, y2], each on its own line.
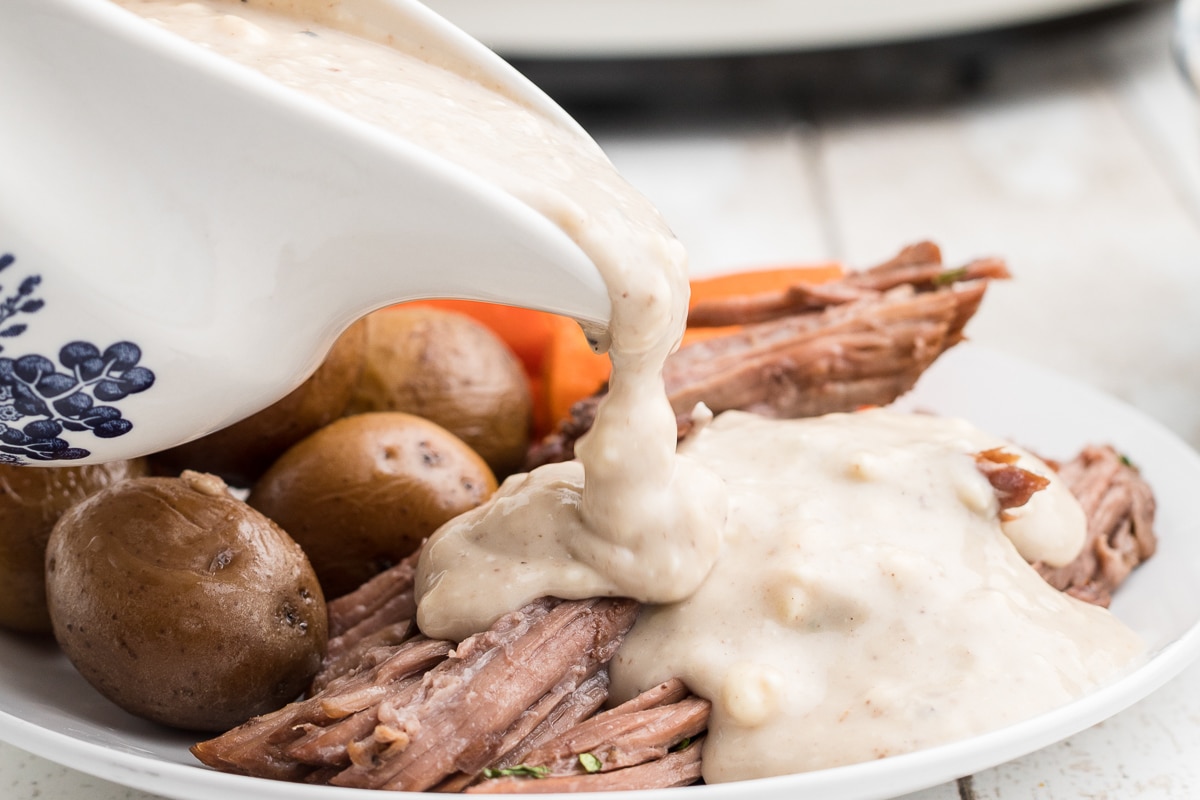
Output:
[112, 0, 1142, 781]
[115, 0, 726, 605]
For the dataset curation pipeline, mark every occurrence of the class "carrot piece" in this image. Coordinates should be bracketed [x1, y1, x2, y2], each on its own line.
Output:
[402, 264, 845, 433]
[682, 263, 843, 347]
[389, 299, 603, 436]
[686, 263, 843, 309]
[410, 300, 557, 377]
[389, 300, 558, 436]
[539, 263, 845, 426]
[541, 315, 611, 429]
[527, 374, 551, 439]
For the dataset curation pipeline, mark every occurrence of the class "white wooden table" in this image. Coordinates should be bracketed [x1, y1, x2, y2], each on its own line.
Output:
[4, 1, 1199, 797]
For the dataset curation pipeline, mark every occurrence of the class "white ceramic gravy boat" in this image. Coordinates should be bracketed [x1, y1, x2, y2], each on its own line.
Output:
[0, 0, 611, 465]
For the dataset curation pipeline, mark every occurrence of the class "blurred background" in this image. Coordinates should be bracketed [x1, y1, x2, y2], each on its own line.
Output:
[435, 0, 1200, 455]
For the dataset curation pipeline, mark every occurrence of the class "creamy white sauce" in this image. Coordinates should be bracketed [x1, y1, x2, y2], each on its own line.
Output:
[419, 407, 1140, 779]
[615, 409, 1138, 780]
[114, 0, 1142, 782]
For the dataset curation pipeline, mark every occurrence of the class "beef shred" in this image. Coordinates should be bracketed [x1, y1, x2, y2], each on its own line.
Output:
[528, 241, 1010, 468]
[193, 563, 706, 792]
[1034, 445, 1157, 607]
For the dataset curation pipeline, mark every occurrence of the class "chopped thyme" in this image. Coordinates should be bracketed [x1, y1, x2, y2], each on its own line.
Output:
[578, 752, 602, 773]
[933, 267, 968, 286]
[482, 764, 550, 780]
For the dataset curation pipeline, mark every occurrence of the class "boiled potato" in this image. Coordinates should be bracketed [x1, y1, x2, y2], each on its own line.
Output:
[45, 471, 327, 732]
[346, 307, 532, 477]
[250, 412, 496, 598]
[153, 320, 367, 486]
[0, 459, 147, 634]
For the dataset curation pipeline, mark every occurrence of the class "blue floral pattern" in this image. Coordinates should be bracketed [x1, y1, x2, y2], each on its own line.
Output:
[0, 252, 43, 352]
[0, 253, 155, 463]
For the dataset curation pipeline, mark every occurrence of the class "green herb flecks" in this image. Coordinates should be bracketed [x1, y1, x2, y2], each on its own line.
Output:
[578, 753, 603, 774]
[482, 764, 551, 780]
[933, 267, 968, 286]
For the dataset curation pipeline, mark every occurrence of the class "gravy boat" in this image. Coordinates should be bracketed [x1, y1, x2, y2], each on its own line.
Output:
[0, 0, 612, 465]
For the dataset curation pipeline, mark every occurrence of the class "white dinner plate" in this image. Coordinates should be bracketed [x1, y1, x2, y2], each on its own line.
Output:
[2, 342, 1199, 800]
[421, 0, 1139, 58]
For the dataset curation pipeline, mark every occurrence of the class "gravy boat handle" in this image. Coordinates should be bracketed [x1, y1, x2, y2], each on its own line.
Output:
[0, 0, 611, 465]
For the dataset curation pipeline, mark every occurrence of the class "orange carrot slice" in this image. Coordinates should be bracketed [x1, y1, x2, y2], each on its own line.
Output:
[541, 314, 610, 431]
[682, 263, 843, 347]
[399, 263, 845, 433]
[687, 263, 843, 308]
[408, 300, 557, 378]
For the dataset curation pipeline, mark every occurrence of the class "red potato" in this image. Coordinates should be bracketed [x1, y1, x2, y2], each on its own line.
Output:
[46, 471, 327, 732]
[250, 412, 497, 598]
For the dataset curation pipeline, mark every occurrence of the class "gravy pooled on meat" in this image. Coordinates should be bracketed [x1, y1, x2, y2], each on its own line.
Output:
[422, 411, 1140, 780]
[113, 0, 1143, 782]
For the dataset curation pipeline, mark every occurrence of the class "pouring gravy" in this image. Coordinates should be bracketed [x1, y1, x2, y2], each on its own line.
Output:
[113, 0, 1142, 782]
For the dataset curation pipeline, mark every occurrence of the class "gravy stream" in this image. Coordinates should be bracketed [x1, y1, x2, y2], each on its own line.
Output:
[113, 0, 1143, 782]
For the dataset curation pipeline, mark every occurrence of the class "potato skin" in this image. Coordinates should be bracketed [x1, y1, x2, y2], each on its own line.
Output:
[347, 307, 532, 477]
[153, 320, 367, 486]
[0, 459, 147, 634]
[250, 412, 496, 598]
[45, 471, 327, 732]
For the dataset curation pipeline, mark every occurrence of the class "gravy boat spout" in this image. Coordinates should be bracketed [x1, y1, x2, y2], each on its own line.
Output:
[0, 0, 612, 465]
